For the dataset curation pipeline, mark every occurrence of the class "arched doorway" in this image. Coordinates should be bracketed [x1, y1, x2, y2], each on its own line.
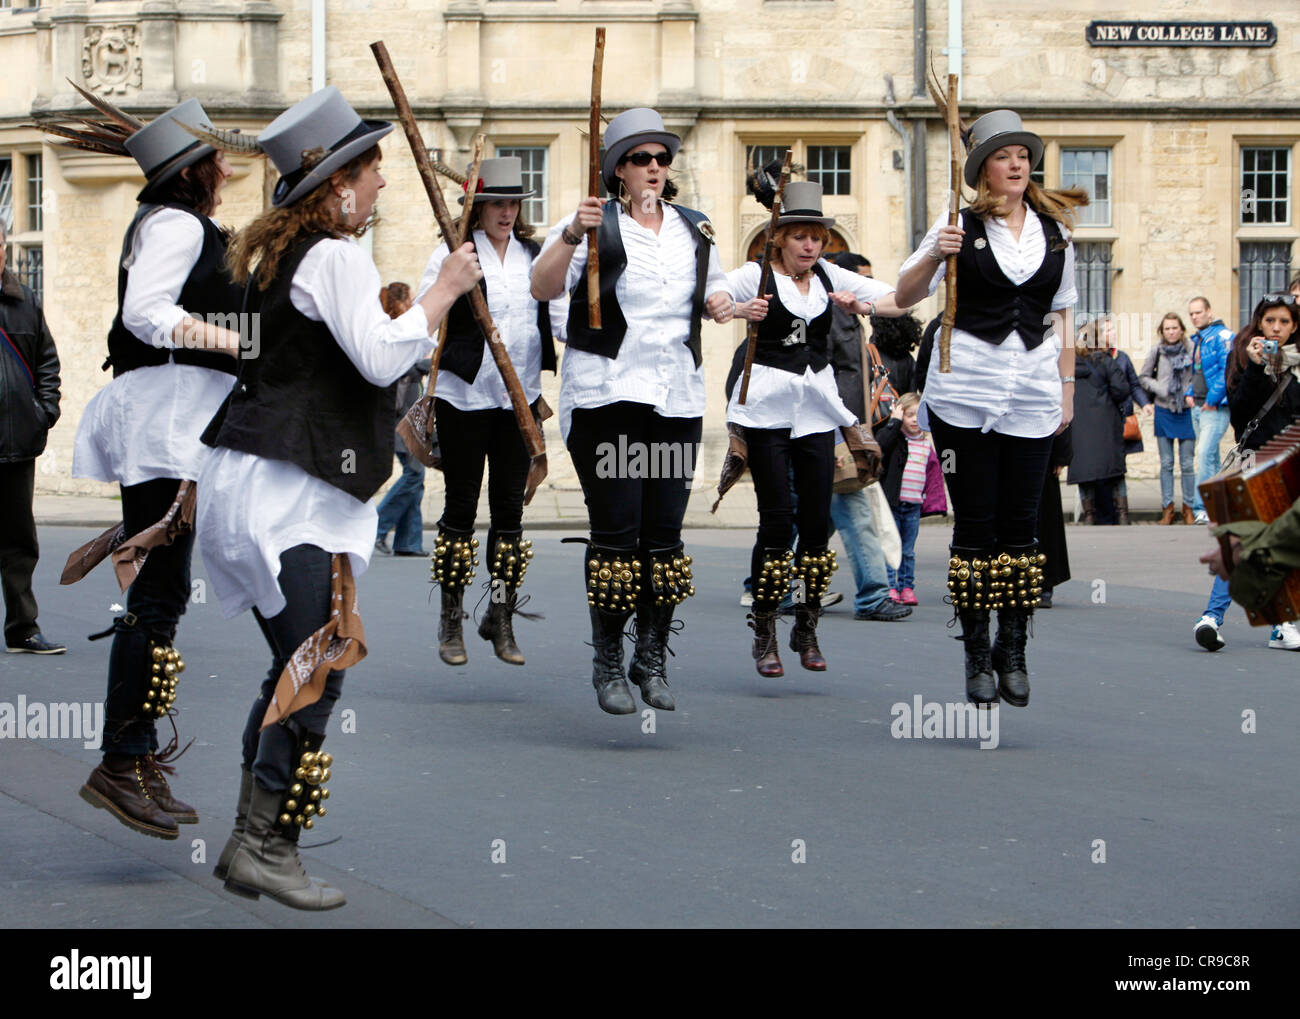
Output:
[744, 226, 850, 264]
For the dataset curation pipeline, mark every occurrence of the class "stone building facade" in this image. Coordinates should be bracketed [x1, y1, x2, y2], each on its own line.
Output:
[2, 0, 1296, 498]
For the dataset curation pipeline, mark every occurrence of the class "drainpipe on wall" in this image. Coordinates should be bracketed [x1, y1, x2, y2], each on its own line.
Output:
[911, 0, 928, 254]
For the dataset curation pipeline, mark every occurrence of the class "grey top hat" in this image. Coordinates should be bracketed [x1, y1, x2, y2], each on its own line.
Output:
[601, 108, 680, 194]
[125, 99, 217, 203]
[964, 110, 1044, 188]
[458, 156, 536, 206]
[775, 181, 836, 228]
[259, 86, 393, 208]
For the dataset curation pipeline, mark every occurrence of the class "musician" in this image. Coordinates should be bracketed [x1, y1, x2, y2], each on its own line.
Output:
[66, 98, 245, 841]
[722, 182, 920, 677]
[196, 87, 481, 908]
[895, 110, 1087, 707]
[531, 107, 732, 715]
[1202, 495, 1300, 618]
[417, 158, 555, 668]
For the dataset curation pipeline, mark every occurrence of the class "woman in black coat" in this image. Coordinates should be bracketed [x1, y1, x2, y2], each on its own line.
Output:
[1066, 324, 1129, 522]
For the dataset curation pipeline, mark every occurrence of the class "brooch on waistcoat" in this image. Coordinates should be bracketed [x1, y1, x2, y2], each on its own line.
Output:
[698, 221, 716, 244]
[974, 238, 987, 250]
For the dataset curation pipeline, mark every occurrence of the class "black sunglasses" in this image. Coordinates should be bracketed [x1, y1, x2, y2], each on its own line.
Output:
[621, 150, 673, 168]
[1262, 293, 1298, 305]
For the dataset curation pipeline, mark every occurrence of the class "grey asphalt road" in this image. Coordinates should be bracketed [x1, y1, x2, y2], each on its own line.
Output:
[1, 523, 1295, 929]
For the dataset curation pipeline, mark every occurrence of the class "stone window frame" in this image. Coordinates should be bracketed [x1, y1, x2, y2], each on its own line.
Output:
[1234, 136, 1298, 325]
[495, 142, 550, 229]
[0, 145, 44, 300]
[1060, 146, 1112, 228]
[1240, 145, 1290, 227]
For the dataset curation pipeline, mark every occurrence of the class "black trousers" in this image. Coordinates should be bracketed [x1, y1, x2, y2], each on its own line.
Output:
[566, 401, 701, 551]
[745, 427, 835, 585]
[103, 478, 194, 757]
[243, 544, 345, 793]
[0, 459, 40, 644]
[435, 399, 530, 552]
[928, 413, 1053, 551]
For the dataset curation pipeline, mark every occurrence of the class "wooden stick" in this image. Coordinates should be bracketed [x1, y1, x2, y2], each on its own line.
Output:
[737, 150, 793, 405]
[939, 73, 960, 374]
[587, 27, 606, 329]
[370, 41, 548, 502]
[456, 134, 485, 247]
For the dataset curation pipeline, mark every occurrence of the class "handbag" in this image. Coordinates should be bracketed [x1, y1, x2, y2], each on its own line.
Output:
[865, 481, 902, 570]
[832, 332, 890, 493]
[1123, 413, 1140, 442]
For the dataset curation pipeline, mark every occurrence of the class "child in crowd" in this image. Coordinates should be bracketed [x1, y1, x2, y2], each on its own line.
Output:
[875, 392, 946, 604]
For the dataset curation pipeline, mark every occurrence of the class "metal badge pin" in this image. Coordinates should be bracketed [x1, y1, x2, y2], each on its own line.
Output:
[974, 238, 987, 250]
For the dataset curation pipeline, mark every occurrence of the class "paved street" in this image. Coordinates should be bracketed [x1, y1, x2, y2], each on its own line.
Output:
[1, 522, 1295, 929]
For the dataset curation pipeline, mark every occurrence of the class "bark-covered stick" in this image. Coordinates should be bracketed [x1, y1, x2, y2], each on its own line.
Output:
[587, 27, 606, 329]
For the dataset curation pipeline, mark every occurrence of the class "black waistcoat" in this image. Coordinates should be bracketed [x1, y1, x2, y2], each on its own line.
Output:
[439, 236, 555, 385]
[724, 262, 837, 399]
[201, 234, 396, 503]
[951, 208, 1066, 350]
[565, 201, 714, 368]
[106, 203, 242, 377]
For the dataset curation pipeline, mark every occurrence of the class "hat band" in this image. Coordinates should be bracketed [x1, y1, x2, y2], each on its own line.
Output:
[780, 208, 826, 218]
[476, 185, 527, 196]
[273, 121, 377, 201]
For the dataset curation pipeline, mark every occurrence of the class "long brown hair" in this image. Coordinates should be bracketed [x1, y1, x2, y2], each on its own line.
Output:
[152, 151, 226, 217]
[1225, 295, 1299, 393]
[227, 146, 380, 289]
[967, 166, 1089, 231]
[466, 199, 535, 242]
[1157, 311, 1188, 348]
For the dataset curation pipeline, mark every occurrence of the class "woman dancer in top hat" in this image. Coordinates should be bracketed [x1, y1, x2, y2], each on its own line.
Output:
[195, 87, 481, 908]
[531, 107, 734, 715]
[723, 180, 923, 677]
[52, 94, 247, 841]
[895, 109, 1086, 707]
[418, 157, 555, 668]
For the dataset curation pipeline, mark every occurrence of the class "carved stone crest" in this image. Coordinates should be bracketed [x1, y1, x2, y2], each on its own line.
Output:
[82, 25, 143, 96]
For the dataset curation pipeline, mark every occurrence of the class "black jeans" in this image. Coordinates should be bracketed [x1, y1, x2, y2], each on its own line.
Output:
[243, 544, 345, 793]
[745, 427, 834, 584]
[103, 478, 194, 757]
[566, 401, 701, 550]
[928, 413, 1053, 551]
[0, 459, 40, 644]
[435, 399, 529, 551]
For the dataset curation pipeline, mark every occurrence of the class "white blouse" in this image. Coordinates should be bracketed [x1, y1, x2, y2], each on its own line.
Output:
[541, 204, 727, 442]
[417, 230, 543, 411]
[73, 208, 237, 486]
[902, 205, 1077, 438]
[723, 260, 896, 437]
[198, 236, 435, 620]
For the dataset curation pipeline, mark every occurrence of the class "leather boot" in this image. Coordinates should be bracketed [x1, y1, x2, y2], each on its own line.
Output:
[478, 533, 532, 665]
[992, 608, 1031, 707]
[1181, 504, 1196, 526]
[590, 606, 636, 714]
[1159, 503, 1177, 525]
[748, 609, 783, 677]
[213, 768, 253, 880]
[958, 609, 997, 704]
[223, 781, 345, 911]
[433, 529, 477, 666]
[628, 602, 678, 710]
[1080, 497, 1096, 525]
[142, 753, 197, 823]
[80, 754, 179, 840]
[789, 601, 827, 671]
[1115, 495, 1131, 525]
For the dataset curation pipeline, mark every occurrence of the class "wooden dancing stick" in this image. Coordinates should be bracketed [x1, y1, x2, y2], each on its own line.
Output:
[587, 27, 606, 329]
[371, 41, 548, 502]
[940, 73, 960, 374]
[737, 149, 792, 405]
[428, 135, 485, 402]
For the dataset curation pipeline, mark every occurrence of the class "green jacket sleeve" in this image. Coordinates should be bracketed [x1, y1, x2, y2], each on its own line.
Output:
[1215, 497, 1300, 612]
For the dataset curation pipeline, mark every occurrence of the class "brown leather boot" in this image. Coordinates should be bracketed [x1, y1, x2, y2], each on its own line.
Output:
[1116, 495, 1131, 525]
[1159, 503, 1177, 525]
[1080, 497, 1096, 524]
[438, 586, 468, 666]
[1181, 504, 1196, 525]
[80, 754, 179, 840]
[142, 753, 197, 823]
[789, 602, 827, 671]
[749, 609, 783, 677]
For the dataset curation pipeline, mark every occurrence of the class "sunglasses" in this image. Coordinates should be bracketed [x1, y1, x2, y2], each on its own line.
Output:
[621, 150, 673, 168]
[1262, 293, 1298, 305]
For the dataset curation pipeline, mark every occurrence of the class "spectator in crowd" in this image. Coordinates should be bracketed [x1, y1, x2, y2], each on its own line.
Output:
[1104, 316, 1150, 525]
[875, 392, 946, 605]
[1067, 319, 1129, 524]
[1187, 296, 1234, 526]
[1140, 312, 1199, 525]
[374, 282, 430, 557]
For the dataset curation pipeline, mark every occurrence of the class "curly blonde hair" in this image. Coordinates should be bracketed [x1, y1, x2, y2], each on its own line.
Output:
[966, 166, 1089, 231]
[227, 146, 381, 290]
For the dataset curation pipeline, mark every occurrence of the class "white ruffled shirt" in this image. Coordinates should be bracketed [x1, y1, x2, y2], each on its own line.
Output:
[723, 260, 896, 437]
[904, 205, 1077, 437]
[198, 236, 435, 619]
[541, 204, 727, 442]
[73, 208, 237, 486]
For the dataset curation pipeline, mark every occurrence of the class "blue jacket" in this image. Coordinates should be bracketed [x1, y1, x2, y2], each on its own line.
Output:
[1189, 319, 1233, 409]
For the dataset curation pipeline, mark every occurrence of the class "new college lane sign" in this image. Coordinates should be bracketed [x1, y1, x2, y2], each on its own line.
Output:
[1087, 21, 1276, 47]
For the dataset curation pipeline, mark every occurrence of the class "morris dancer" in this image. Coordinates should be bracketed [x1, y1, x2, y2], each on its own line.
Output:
[896, 110, 1085, 707]
[419, 158, 555, 667]
[196, 87, 480, 908]
[49, 93, 245, 840]
[724, 181, 923, 677]
[531, 108, 733, 715]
